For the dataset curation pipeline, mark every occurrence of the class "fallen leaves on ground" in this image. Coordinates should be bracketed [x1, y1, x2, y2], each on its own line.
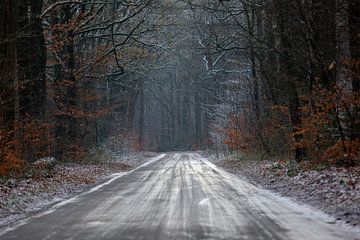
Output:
[216, 156, 360, 227]
[0, 162, 131, 227]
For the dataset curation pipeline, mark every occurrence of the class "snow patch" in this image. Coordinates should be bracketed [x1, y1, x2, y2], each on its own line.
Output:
[202, 154, 360, 237]
[0, 153, 165, 236]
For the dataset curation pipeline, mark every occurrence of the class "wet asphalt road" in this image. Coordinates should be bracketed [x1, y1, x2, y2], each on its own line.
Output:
[0, 152, 359, 240]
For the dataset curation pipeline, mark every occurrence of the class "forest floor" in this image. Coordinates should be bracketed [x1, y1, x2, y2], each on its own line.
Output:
[0, 149, 158, 228]
[212, 154, 360, 227]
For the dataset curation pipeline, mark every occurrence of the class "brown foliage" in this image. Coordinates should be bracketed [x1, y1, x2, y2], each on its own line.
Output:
[223, 115, 257, 152]
[296, 76, 360, 166]
[320, 139, 360, 166]
[0, 131, 24, 177]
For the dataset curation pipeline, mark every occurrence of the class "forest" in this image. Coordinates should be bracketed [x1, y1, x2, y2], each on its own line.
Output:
[0, 0, 360, 238]
[1, 0, 359, 173]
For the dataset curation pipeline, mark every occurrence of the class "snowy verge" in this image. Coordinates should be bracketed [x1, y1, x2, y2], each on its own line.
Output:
[210, 154, 360, 228]
[0, 153, 164, 229]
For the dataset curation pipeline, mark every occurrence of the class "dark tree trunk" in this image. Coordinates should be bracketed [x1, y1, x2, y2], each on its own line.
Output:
[194, 79, 201, 146]
[52, 3, 78, 160]
[349, 0, 360, 140]
[311, 0, 337, 88]
[138, 78, 144, 150]
[0, 0, 18, 161]
[277, 0, 307, 161]
[288, 81, 307, 161]
[264, 1, 279, 105]
[17, 0, 47, 161]
[64, 4, 78, 154]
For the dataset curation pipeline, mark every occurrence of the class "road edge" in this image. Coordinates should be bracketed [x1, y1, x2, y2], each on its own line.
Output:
[0, 153, 166, 237]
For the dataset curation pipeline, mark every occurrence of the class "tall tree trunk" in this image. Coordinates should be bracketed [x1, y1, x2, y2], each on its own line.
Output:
[277, 0, 307, 161]
[0, 0, 18, 161]
[349, 0, 360, 140]
[52, 3, 78, 160]
[264, 1, 279, 105]
[244, 1, 260, 120]
[194, 78, 201, 146]
[17, 0, 47, 161]
[310, 0, 337, 88]
[138, 78, 144, 150]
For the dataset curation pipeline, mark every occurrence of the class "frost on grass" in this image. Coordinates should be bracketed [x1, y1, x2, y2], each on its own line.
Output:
[0, 135, 152, 229]
[0, 135, 160, 229]
[0, 136, 160, 229]
[0, 163, 131, 227]
[214, 155, 360, 227]
[85, 135, 158, 167]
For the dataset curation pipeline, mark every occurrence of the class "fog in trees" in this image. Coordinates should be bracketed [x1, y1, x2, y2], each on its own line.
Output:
[1, 0, 359, 172]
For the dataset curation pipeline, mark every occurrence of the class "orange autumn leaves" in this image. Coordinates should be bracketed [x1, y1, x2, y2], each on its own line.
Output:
[222, 78, 359, 166]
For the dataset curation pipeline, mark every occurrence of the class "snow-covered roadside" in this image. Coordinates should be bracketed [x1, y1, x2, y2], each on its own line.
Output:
[0, 152, 162, 229]
[211, 155, 360, 227]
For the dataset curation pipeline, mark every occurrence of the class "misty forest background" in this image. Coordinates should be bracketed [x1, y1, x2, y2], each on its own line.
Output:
[0, 0, 359, 175]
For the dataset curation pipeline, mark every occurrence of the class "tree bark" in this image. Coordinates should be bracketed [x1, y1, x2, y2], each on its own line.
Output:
[349, 0, 360, 140]
[276, 0, 307, 161]
[138, 78, 144, 150]
[52, 3, 78, 160]
[0, 0, 18, 161]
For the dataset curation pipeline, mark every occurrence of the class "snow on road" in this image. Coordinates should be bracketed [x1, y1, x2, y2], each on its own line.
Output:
[1, 152, 359, 240]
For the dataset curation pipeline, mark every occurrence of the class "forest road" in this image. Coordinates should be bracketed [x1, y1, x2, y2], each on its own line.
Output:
[0, 152, 359, 240]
